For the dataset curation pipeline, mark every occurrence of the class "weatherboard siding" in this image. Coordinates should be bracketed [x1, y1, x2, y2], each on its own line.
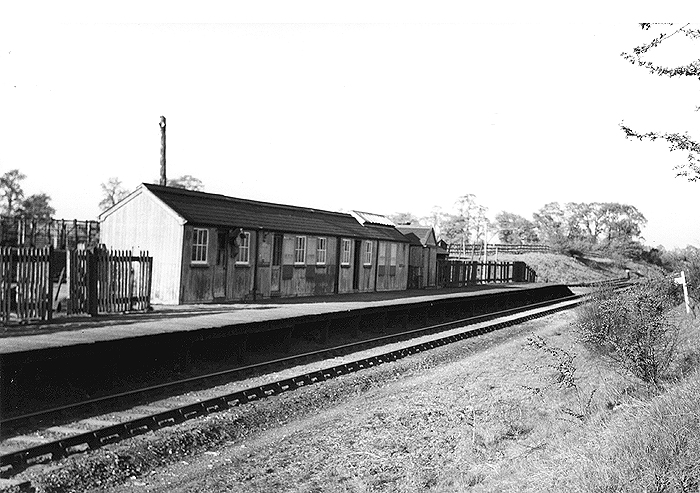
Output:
[376, 242, 409, 292]
[179, 226, 258, 303]
[99, 189, 184, 305]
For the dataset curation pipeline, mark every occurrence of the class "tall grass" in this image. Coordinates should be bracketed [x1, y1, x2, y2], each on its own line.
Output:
[556, 371, 700, 492]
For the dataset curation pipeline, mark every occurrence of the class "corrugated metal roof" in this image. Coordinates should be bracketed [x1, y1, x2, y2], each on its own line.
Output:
[351, 210, 396, 227]
[143, 184, 408, 242]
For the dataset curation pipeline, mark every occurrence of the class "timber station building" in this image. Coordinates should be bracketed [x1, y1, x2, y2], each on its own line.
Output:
[99, 184, 415, 304]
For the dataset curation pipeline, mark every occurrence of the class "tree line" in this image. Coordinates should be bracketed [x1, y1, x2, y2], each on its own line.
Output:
[0, 169, 205, 220]
[99, 175, 204, 211]
[390, 195, 648, 258]
[0, 169, 55, 219]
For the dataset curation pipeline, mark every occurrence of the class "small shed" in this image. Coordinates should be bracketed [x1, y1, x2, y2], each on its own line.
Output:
[99, 184, 410, 304]
[436, 239, 449, 261]
[396, 225, 439, 288]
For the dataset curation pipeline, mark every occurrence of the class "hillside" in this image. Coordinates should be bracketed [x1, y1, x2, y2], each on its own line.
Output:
[497, 252, 667, 284]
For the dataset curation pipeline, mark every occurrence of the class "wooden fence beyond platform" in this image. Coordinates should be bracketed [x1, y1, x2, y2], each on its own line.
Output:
[448, 243, 552, 259]
[437, 260, 536, 287]
[69, 249, 152, 316]
[0, 246, 153, 324]
[0, 246, 53, 324]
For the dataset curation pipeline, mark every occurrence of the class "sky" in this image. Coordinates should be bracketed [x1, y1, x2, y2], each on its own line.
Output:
[1, 4, 699, 249]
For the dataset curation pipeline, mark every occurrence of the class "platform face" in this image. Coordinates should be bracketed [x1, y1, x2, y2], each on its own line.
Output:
[0, 283, 550, 356]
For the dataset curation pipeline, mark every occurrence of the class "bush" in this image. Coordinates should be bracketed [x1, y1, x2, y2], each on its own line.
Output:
[575, 279, 684, 385]
[680, 251, 700, 301]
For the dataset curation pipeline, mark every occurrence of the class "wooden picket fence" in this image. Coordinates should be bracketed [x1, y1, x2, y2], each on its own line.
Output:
[437, 260, 537, 287]
[0, 246, 53, 324]
[0, 246, 152, 324]
[68, 248, 153, 316]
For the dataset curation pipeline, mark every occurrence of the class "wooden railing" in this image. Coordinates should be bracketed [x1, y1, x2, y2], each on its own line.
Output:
[0, 216, 100, 249]
[447, 243, 552, 259]
[437, 260, 536, 287]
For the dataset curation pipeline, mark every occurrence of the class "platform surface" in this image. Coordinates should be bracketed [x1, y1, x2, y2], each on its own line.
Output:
[0, 283, 548, 356]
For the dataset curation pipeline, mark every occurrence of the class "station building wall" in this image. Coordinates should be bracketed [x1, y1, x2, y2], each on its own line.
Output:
[99, 189, 184, 305]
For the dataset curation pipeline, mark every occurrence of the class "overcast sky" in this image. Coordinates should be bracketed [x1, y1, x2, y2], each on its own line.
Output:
[1, 5, 698, 249]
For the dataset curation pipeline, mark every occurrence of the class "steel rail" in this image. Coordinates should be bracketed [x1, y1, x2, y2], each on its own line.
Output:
[0, 292, 593, 477]
[1, 293, 583, 428]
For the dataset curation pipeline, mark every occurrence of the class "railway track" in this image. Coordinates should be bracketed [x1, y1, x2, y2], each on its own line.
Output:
[0, 284, 627, 477]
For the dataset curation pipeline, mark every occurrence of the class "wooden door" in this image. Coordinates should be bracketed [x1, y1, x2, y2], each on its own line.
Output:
[213, 230, 228, 299]
[270, 234, 283, 294]
[352, 240, 362, 290]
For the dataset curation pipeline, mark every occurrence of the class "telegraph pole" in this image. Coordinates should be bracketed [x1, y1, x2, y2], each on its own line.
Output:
[159, 116, 167, 186]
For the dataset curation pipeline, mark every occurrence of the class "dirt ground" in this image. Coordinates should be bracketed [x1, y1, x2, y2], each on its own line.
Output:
[91, 309, 619, 493]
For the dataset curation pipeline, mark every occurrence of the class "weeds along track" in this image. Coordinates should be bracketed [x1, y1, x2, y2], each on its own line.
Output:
[0, 284, 629, 477]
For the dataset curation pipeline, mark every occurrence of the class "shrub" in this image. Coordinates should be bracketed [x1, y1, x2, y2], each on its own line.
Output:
[575, 279, 684, 385]
[680, 251, 700, 301]
[526, 335, 596, 421]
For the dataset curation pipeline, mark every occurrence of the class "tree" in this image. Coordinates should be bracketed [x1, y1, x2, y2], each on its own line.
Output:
[389, 212, 419, 225]
[532, 202, 567, 247]
[19, 193, 55, 220]
[598, 203, 647, 247]
[441, 194, 483, 246]
[621, 23, 700, 181]
[165, 175, 204, 191]
[421, 206, 448, 239]
[533, 201, 647, 255]
[0, 169, 26, 215]
[99, 177, 129, 212]
[495, 211, 539, 244]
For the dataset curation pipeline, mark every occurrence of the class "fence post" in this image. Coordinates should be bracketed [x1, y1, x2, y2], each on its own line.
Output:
[47, 246, 53, 321]
[87, 248, 98, 316]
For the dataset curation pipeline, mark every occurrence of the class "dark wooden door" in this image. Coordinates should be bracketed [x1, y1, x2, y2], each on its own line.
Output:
[270, 234, 283, 293]
[213, 230, 228, 299]
[352, 240, 362, 290]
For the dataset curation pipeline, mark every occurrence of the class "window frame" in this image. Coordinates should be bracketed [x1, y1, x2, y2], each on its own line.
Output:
[191, 227, 209, 264]
[236, 231, 251, 265]
[294, 236, 307, 265]
[378, 242, 386, 265]
[364, 240, 373, 266]
[341, 239, 352, 265]
[316, 237, 327, 265]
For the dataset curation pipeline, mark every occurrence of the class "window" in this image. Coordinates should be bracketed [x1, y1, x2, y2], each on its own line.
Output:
[378, 242, 386, 265]
[295, 236, 307, 264]
[236, 232, 251, 264]
[191, 228, 209, 264]
[364, 241, 373, 265]
[341, 239, 352, 265]
[316, 237, 327, 265]
[390, 243, 398, 266]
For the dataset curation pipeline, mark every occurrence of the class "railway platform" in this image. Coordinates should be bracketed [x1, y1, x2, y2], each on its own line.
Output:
[0, 283, 565, 359]
[0, 283, 574, 418]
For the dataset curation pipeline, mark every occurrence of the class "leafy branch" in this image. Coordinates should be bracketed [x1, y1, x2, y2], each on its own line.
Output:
[620, 23, 700, 181]
[620, 124, 700, 182]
